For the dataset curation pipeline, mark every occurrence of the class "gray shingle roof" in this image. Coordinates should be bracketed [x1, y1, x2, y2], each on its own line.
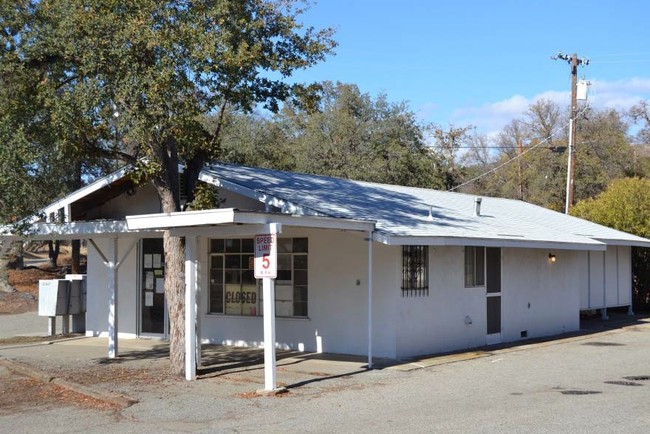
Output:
[202, 163, 650, 250]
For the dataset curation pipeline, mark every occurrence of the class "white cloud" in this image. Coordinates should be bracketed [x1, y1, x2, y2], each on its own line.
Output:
[445, 77, 650, 135]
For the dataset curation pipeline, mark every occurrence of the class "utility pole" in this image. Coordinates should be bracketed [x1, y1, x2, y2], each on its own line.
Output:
[551, 51, 589, 214]
[517, 138, 524, 200]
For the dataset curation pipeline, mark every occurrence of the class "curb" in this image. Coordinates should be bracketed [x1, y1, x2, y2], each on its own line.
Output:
[0, 357, 139, 408]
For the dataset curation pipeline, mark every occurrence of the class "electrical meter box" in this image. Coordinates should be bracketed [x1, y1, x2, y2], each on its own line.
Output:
[38, 279, 70, 316]
[38, 277, 87, 317]
[65, 274, 87, 315]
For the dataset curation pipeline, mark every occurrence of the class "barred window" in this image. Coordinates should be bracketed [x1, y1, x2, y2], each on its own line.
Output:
[401, 246, 429, 296]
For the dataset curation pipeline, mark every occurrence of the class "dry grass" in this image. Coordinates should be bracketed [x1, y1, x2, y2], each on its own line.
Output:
[1, 244, 81, 314]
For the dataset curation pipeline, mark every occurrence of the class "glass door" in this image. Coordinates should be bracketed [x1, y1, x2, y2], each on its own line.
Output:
[140, 238, 167, 337]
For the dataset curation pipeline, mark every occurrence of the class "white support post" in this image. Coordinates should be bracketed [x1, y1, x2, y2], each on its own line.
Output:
[61, 315, 70, 335]
[107, 238, 119, 358]
[601, 252, 608, 321]
[185, 236, 198, 381]
[48, 317, 56, 336]
[89, 238, 136, 358]
[628, 248, 634, 316]
[263, 277, 276, 391]
[367, 231, 373, 369]
[262, 223, 281, 392]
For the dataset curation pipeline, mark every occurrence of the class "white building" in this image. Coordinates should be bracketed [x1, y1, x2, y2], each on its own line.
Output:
[3, 163, 649, 372]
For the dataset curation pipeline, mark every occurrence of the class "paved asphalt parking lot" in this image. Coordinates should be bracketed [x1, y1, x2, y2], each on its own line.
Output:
[1, 311, 650, 433]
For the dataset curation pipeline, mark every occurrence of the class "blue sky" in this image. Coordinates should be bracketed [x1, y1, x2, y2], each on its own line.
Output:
[289, 0, 650, 134]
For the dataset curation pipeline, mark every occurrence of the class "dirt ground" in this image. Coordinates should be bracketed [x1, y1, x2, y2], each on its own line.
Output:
[0, 244, 78, 314]
[0, 367, 121, 415]
[0, 244, 160, 414]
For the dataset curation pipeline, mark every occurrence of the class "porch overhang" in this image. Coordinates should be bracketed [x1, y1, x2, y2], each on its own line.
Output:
[125, 208, 376, 233]
[0, 220, 160, 242]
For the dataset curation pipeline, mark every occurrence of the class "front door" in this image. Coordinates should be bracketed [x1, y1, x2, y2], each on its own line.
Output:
[486, 247, 502, 345]
[140, 238, 167, 337]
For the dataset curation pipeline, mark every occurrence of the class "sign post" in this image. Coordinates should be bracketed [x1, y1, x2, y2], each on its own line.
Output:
[255, 223, 282, 392]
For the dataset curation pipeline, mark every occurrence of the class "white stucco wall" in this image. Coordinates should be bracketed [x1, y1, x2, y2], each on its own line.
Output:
[86, 183, 162, 220]
[86, 237, 140, 338]
[580, 246, 632, 310]
[198, 228, 399, 358]
[395, 246, 486, 358]
[394, 247, 583, 359]
[500, 248, 581, 343]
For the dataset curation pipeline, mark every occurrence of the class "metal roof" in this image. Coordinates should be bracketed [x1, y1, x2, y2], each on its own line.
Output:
[4, 162, 648, 250]
[201, 163, 650, 249]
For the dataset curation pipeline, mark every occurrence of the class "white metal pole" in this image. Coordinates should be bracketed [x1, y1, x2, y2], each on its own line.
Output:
[564, 118, 574, 215]
[185, 235, 198, 381]
[263, 276, 276, 390]
[108, 238, 118, 358]
[602, 251, 608, 320]
[367, 231, 373, 368]
[262, 223, 280, 391]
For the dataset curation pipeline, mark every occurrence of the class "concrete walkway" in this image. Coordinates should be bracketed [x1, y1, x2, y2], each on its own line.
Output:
[0, 311, 48, 339]
[2, 315, 650, 433]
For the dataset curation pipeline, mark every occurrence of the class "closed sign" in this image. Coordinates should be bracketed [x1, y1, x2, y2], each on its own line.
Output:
[254, 233, 277, 278]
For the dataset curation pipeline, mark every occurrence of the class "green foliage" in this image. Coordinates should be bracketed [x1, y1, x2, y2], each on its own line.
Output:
[571, 177, 650, 238]
[1, 0, 336, 375]
[459, 100, 637, 212]
[188, 181, 223, 211]
[430, 124, 474, 190]
[1, 0, 336, 207]
[572, 178, 650, 312]
[220, 82, 445, 189]
[628, 100, 650, 145]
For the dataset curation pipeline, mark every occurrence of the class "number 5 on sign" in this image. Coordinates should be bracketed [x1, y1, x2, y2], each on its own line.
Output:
[254, 234, 277, 278]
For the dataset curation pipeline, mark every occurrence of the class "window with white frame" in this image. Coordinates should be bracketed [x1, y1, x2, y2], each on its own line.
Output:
[401, 245, 429, 296]
[208, 237, 308, 317]
[464, 246, 485, 287]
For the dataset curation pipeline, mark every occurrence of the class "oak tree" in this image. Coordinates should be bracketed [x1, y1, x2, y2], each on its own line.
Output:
[1, 0, 335, 375]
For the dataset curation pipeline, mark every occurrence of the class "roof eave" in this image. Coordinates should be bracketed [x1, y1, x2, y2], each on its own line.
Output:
[375, 234, 607, 251]
[593, 238, 650, 248]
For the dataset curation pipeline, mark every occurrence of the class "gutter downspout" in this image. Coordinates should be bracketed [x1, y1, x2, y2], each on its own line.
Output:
[368, 230, 373, 369]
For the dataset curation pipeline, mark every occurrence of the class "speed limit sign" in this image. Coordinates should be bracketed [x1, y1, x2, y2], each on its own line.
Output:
[254, 233, 277, 278]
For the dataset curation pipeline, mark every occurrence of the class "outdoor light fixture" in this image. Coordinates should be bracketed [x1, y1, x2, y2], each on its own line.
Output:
[548, 253, 557, 263]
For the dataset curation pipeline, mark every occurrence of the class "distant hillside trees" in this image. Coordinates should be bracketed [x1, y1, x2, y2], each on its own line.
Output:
[220, 82, 446, 188]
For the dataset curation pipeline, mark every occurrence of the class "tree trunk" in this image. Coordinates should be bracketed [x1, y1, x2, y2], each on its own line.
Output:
[153, 147, 185, 376]
[71, 239, 81, 273]
[48, 240, 60, 268]
[164, 230, 185, 376]
[1, 242, 19, 292]
[15, 241, 24, 270]
[0, 258, 13, 293]
[69, 159, 83, 274]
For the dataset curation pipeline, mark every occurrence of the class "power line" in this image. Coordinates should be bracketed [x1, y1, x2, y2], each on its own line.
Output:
[448, 104, 590, 193]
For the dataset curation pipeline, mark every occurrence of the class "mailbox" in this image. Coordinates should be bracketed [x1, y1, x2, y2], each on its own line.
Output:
[38, 279, 70, 317]
[38, 277, 87, 317]
[38, 275, 87, 335]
